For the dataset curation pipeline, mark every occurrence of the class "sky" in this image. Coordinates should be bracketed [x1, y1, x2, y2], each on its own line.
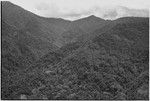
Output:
[2, 0, 150, 20]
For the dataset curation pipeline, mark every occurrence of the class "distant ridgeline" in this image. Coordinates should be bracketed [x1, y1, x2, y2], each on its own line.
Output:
[1, 1, 149, 100]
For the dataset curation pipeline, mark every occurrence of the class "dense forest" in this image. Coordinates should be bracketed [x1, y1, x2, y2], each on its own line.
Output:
[1, 1, 149, 100]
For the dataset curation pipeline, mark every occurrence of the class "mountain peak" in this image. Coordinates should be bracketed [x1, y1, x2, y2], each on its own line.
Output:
[84, 15, 105, 21]
[74, 15, 105, 23]
[88, 15, 97, 17]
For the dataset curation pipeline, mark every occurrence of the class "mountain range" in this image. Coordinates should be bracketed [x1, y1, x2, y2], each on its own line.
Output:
[1, 1, 149, 100]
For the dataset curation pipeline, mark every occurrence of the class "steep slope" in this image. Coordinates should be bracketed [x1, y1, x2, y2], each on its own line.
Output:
[1, 1, 149, 100]
[39, 17, 72, 47]
[73, 15, 109, 32]
[60, 25, 86, 45]
[2, 1, 58, 58]
[1, 20, 35, 99]
[2, 1, 92, 47]
[2, 2, 110, 48]
[59, 15, 109, 46]
[2, 20, 35, 72]
[1, 2, 59, 99]
[18, 17, 149, 100]
[57, 17, 149, 100]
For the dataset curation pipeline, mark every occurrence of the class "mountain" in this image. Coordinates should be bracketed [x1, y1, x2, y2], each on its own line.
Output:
[2, 1, 109, 48]
[2, 1, 59, 58]
[56, 17, 149, 100]
[10, 17, 148, 100]
[1, 2, 60, 99]
[2, 20, 36, 70]
[1, 1, 149, 100]
[1, 1, 109, 71]
[73, 15, 109, 32]
[58, 15, 110, 46]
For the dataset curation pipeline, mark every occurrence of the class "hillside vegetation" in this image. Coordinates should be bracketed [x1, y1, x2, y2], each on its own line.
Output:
[1, 1, 149, 100]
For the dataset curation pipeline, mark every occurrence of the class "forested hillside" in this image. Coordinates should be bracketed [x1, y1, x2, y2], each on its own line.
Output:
[1, 1, 149, 100]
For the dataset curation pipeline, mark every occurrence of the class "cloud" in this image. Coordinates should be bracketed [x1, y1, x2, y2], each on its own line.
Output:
[33, 0, 149, 20]
[61, 11, 93, 20]
[35, 2, 61, 18]
[2, 0, 150, 20]
[35, 2, 50, 11]
[100, 6, 149, 20]
[103, 10, 118, 19]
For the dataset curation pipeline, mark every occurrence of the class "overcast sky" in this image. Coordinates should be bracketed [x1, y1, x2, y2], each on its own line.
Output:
[2, 0, 150, 20]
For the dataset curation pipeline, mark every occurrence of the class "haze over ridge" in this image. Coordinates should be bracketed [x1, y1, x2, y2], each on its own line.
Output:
[1, 0, 149, 20]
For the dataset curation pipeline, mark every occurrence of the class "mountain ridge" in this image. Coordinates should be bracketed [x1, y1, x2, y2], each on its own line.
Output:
[1, 1, 149, 100]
